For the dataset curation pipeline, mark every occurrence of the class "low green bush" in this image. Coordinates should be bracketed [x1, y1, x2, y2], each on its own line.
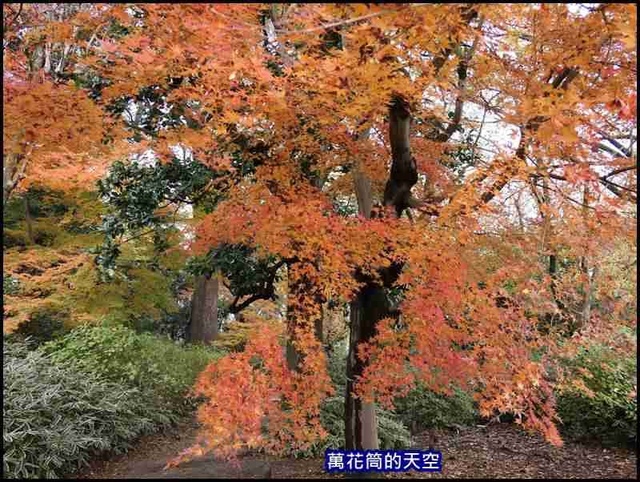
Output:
[557, 343, 637, 447]
[3, 340, 172, 479]
[292, 339, 411, 457]
[292, 396, 412, 458]
[31, 223, 59, 247]
[10, 307, 68, 348]
[42, 324, 226, 414]
[394, 383, 478, 432]
[3, 229, 28, 249]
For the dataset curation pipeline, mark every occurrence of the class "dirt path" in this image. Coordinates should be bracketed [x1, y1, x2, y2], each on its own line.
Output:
[75, 421, 637, 479]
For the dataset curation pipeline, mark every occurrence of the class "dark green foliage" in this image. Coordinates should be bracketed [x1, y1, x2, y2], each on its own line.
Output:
[3, 222, 61, 247]
[3, 187, 72, 248]
[3, 229, 29, 248]
[105, 80, 201, 141]
[98, 158, 215, 230]
[94, 138, 277, 320]
[3, 339, 172, 479]
[30, 223, 58, 247]
[291, 339, 411, 457]
[95, 157, 219, 274]
[10, 307, 68, 348]
[3, 187, 69, 230]
[228, 147, 260, 180]
[557, 343, 637, 447]
[130, 303, 192, 340]
[42, 325, 226, 414]
[3, 186, 100, 250]
[332, 196, 359, 217]
[321, 29, 344, 52]
[440, 129, 482, 183]
[189, 244, 283, 312]
[394, 383, 478, 432]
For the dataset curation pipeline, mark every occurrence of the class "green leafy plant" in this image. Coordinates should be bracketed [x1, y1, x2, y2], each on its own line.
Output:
[10, 306, 68, 348]
[42, 324, 226, 413]
[290, 339, 411, 458]
[394, 382, 478, 432]
[3, 339, 172, 479]
[557, 343, 637, 447]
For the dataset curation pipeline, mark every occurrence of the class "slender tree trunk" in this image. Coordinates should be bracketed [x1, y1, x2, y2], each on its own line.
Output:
[576, 186, 595, 332]
[578, 256, 595, 330]
[187, 272, 219, 344]
[541, 178, 565, 314]
[530, 176, 566, 329]
[262, 4, 322, 373]
[3, 151, 27, 206]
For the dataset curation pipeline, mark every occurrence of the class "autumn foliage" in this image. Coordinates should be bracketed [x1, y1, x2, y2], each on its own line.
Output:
[3, 2, 636, 463]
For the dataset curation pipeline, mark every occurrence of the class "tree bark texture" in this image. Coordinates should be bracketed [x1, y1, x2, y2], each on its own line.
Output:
[187, 273, 219, 345]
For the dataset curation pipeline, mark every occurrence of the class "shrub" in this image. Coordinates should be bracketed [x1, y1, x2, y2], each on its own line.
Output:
[394, 383, 478, 433]
[292, 339, 411, 457]
[557, 343, 637, 447]
[3, 229, 28, 249]
[130, 302, 192, 341]
[3, 340, 172, 479]
[134, 332, 226, 411]
[10, 307, 68, 348]
[31, 223, 59, 247]
[42, 324, 226, 414]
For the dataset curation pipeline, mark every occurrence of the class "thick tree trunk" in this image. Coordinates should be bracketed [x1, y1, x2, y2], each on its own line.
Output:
[187, 273, 219, 345]
[345, 134, 380, 455]
[345, 286, 387, 451]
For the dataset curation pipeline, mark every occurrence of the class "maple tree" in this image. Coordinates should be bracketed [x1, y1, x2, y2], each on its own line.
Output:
[3, 2, 636, 465]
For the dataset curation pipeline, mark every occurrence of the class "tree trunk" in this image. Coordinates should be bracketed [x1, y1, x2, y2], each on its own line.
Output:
[187, 273, 219, 345]
[3, 151, 27, 206]
[578, 256, 595, 330]
[345, 129, 381, 455]
[345, 286, 386, 451]
[576, 186, 595, 333]
[344, 96, 416, 463]
[346, 165, 382, 454]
